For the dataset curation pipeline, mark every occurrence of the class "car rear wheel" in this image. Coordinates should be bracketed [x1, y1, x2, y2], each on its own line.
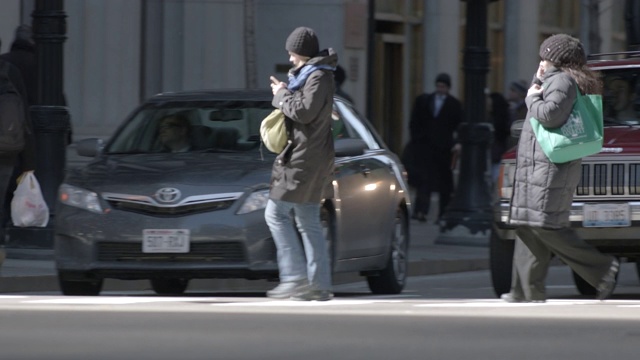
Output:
[489, 229, 514, 297]
[150, 278, 189, 295]
[58, 272, 103, 296]
[366, 208, 408, 294]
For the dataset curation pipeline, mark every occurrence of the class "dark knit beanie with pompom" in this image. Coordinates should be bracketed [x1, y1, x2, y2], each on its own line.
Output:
[539, 34, 586, 67]
[285, 27, 319, 58]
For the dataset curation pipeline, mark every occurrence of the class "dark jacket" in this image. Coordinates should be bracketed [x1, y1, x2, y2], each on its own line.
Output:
[409, 92, 463, 150]
[508, 67, 580, 228]
[270, 49, 337, 203]
[0, 60, 35, 170]
[0, 38, 37, 106]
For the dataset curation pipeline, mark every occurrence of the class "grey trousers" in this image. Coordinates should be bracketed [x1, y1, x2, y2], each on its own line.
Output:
[511, 226, 615, 300]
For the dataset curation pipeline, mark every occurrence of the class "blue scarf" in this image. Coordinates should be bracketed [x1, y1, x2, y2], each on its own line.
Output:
[288, 64, 334, 91]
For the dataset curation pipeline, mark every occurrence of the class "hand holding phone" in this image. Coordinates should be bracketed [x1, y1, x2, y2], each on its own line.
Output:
[270, 76, 280, 85]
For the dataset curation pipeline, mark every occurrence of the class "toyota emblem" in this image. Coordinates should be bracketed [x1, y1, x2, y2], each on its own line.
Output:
[155, 187, 181, 203]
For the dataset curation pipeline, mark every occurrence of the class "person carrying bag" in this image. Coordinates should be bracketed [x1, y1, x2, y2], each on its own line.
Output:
[502, 34, 618, 303]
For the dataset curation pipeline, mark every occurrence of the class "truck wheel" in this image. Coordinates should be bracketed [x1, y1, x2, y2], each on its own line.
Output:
[572, 271, 597, 296]
[489, 229, 514, 297]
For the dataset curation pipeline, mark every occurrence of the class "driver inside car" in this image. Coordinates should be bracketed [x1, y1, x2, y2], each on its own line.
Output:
[157, 114, 192, 153]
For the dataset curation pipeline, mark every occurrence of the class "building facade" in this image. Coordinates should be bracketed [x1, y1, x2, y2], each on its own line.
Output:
[0, 0, 630, 160]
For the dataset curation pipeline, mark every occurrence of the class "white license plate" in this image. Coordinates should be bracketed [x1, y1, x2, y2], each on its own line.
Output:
[143, 229, 190, 253]
[583, 203, 631, 227]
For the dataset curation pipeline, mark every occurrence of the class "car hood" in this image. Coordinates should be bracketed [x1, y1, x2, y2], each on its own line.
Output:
[65, 151, 274, 193]
[502, 126, 640, 160]
[601, 126, 640, 152]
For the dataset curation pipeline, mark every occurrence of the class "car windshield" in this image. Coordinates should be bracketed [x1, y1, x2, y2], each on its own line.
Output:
[105, 102, 274, 154]
[104, 98, 369, 155]
[601, 69, 640, 126]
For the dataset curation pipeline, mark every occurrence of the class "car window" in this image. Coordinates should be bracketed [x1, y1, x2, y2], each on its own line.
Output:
[334, 100, 382, 150]
[601, 70, 640, 125]
[105, 104, 273, 154]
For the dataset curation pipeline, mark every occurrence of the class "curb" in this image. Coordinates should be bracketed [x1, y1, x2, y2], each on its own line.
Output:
[0, 257, 490, 294]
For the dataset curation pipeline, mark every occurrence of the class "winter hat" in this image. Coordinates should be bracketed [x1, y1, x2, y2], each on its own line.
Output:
[286, 27, 319, 58]
[435, 73, 451, 87]
[539, 34, 586, 67]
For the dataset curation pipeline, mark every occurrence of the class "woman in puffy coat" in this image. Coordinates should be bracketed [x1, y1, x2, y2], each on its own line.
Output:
[503, 34, 619, 303]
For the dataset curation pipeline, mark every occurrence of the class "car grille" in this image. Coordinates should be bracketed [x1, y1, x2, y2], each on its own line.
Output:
[102, 192, 243, 216]
[97, 242, 246, 263]
[576, 162, 640, 197]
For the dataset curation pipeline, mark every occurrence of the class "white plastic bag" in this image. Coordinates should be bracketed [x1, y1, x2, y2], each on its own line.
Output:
[11, 171, 49, 227]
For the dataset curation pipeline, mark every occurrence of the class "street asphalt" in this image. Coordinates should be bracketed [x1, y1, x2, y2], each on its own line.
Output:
[0, 216, 490, 294]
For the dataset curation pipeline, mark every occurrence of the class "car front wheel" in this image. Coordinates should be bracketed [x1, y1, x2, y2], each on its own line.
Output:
[58, 271, 103, 296]
[150, 278, 189, 295]
[366, 208, 408, 294]
[489, 229, 514, 297]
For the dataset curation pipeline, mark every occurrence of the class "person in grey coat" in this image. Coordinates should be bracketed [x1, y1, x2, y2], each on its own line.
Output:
[503, 34, 619, 303]
[265, 27, 336, 301]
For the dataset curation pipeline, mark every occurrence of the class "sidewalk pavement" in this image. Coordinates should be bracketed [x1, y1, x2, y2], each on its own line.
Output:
[0, 218, 490, 294]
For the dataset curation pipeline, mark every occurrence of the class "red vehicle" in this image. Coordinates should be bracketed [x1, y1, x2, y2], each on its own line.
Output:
[491, 52, 640, 297]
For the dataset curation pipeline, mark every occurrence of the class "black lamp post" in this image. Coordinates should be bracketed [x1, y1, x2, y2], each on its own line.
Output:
[6, 0, 70, 258]
[436, 0, 495, 246]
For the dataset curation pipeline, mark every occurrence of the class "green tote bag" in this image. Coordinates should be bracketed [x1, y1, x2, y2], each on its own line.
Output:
[530, 86, 603, 163]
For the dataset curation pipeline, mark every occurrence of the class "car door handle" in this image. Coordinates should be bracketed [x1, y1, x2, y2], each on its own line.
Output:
[360, 164, 371, 176]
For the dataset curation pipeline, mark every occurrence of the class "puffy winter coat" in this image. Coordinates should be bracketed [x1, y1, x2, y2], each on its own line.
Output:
[508, 67, 581, 228]
[269, 49, 337, 203]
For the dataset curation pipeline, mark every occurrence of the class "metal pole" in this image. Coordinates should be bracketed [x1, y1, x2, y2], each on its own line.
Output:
[436, 0, 494, 246]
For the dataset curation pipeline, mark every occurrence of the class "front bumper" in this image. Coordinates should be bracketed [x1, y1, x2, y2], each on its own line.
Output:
[493, 201, 640, 257]
[54, 205, 279, 280]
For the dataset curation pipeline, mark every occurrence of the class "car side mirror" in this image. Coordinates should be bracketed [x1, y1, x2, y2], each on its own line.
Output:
[76, 138, 104, 157]
[510, 119, 525, 138]
[335, 138, 367, 157]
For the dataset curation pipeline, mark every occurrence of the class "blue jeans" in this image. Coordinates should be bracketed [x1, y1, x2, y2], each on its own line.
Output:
[264, 199, 331, 291]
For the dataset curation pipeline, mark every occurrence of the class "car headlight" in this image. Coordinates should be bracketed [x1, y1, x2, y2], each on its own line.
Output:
[58, 184, 104, 214]
[236, 189, 270, 214]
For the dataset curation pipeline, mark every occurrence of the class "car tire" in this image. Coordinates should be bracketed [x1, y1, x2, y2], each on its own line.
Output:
[489, 229, 514, 297]
[366, 208, 408, 295]
[572, 271, 597, 296]
[573, 257, 620, 297]
[58, 272, 103, 296]
[150, 278, 189, 295]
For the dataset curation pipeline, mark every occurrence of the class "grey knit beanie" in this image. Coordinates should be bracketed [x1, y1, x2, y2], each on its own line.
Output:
[539, 34, 586, 67]
[285, 27, 319, 58]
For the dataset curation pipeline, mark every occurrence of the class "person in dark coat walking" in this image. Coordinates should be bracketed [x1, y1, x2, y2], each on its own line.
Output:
[264, 27, 336, 301]
[503, 34, 619, 303]
[0, 25, 37, 107]
[407, 73, 463, 222]
[0, 46, 36, 250]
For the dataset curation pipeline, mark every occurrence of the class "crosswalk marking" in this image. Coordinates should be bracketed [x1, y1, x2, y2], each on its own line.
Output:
[1, 296, 639, 308]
